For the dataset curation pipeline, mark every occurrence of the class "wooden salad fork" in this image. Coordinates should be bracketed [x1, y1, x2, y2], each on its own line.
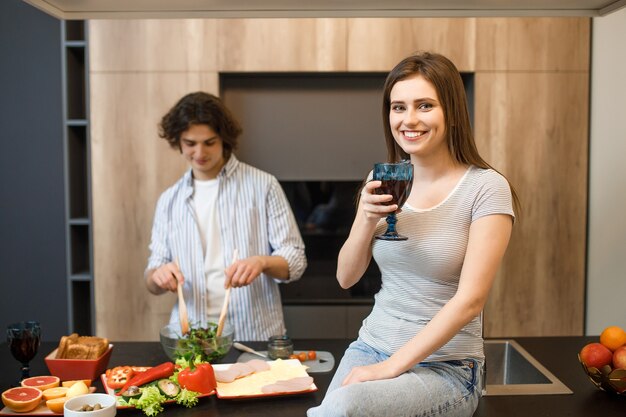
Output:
[175, 259, 190, 335]
[217, 249, 238, 337]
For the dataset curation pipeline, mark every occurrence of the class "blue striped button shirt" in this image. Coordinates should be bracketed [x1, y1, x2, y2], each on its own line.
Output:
[146, 155, 307, 341]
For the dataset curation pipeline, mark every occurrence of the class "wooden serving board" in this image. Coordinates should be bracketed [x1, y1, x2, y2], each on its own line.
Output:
[0, 388, 97, 415]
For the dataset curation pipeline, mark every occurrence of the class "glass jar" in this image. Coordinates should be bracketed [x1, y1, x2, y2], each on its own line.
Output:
[267, 335, 294, 360]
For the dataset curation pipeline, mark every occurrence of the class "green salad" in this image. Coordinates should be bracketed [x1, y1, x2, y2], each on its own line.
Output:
[174, 322, 229, 363]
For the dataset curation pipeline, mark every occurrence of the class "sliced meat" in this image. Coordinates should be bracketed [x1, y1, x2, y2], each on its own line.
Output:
[215, 368, 241, 383]
[245, 359, 271, 372]
[261, 376, 314, 394]
[215, 362, 258, 383]
[230, 362, 255, 378]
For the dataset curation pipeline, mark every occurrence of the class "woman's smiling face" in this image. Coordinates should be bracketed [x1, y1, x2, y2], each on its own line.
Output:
[388, 75, 447, 159]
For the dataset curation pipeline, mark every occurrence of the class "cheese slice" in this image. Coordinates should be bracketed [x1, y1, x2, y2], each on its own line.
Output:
[216, 359, 311, 397]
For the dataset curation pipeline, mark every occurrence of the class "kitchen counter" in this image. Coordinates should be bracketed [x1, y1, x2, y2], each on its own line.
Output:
[1, 337, 625, 416]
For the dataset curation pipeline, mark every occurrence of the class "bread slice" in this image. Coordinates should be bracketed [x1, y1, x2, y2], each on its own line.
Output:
[56, 333, 79, 359]
[66, 343, 90, 359]
[56, 334, 109, 359]
[83, 337, 109, 359]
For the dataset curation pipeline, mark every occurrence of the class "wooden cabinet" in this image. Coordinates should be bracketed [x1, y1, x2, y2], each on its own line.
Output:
[90, 72, 218, 340]
[472, 18, 590, 336]
[475, 71, 589, 336]
[475, 18, 590, 71]
[347, 18, 476, 72]
[217, 19, 348, 71]
[89, 19, 219, 72]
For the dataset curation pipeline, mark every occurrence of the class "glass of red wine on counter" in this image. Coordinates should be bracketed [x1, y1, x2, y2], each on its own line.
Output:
[7, 321, 41, 382]
[373, 161, 414, 241]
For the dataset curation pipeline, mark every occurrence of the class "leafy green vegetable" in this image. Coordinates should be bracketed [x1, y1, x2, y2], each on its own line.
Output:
[174, 322, 228, 363]
[114, 362, 206, 416]
[129, 386, 166, 417]
[176, 388, 200, 408]
[173, 354, 204, 376]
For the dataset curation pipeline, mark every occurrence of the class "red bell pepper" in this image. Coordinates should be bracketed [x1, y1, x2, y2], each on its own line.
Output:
[177, 363, 216, 394]
[115, 362, 175, 395]
[106, 366, 134, 390]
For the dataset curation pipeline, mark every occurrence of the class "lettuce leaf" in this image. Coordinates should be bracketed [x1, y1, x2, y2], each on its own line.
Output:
[129, 385, 166, 417]
[175, 388, 200, 408]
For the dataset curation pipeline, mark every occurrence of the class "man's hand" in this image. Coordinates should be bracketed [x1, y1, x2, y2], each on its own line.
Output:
[149, 262, 183, 293]
[224, 256, 265, 288]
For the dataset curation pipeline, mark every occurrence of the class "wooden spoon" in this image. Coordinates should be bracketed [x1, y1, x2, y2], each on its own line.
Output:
[217, 249, 238, 337]
[175, 259, 189, 335]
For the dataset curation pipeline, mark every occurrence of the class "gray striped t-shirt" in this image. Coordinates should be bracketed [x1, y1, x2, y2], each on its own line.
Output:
[359, 165, 514, 362]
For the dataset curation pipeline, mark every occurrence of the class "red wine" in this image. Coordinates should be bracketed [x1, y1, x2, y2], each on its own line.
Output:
[375, 179, 412, 207]
[9, 335, 39, 363]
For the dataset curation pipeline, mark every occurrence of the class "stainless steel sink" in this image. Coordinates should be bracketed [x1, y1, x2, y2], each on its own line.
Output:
[483, 339, 572, 395]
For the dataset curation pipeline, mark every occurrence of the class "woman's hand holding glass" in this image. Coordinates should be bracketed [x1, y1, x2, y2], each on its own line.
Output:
[360, 180, 399, 222]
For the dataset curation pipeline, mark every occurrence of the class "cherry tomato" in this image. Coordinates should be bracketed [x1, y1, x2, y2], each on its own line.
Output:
[298, 352, 307, 362]
[307, 350, 317, 360]
[289, 354, 299, 360]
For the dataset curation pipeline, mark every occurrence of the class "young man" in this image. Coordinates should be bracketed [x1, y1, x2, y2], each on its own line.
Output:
[145, 92, 307, 341]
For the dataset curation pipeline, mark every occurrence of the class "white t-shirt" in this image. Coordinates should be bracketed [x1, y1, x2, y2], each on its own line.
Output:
[191, 178, 226, 320]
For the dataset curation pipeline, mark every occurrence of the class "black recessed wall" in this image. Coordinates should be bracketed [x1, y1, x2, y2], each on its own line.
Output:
[0, 0, 68, 341]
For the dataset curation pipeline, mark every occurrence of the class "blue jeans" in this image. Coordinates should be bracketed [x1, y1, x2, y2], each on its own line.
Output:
[307, 339, 483, 417]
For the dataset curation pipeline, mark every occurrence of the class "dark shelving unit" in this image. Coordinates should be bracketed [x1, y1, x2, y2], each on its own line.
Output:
[62, 20, 93, 335]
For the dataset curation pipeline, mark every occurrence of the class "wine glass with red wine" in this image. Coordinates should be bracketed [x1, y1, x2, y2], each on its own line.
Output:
[373, 161, 414, 241]
[7, 321, 41, 382]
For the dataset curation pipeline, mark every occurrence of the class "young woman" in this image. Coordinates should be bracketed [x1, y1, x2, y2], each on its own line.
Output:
[308, 52, 517, 417]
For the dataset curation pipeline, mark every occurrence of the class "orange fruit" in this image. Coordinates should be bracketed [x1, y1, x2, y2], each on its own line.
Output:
[1, 386, 43, 413]
[600, 325, 626, 352]
[21, 375, 60, 391]
[45, 397, 68, 414]
[61, 379, 92, 388]
[41, 386, 68, 401]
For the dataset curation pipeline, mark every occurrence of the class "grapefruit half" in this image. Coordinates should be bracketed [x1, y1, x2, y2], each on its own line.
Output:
[21, 376, 60, 391]
[2, 386, 43, 413]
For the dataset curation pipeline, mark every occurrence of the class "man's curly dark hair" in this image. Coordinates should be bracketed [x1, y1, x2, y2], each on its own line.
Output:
[159, 92, 242, 158]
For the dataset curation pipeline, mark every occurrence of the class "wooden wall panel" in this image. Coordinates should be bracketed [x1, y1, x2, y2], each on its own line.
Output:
[89, 19, 218, 72]
[217, 19, 347, 71]
[346, 18, 476, 72]
[475, 72, 589, 336]
[91, 72, 219, 340]
[476, 18, 590, 71]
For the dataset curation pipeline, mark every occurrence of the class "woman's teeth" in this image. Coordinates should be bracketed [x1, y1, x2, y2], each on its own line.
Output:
[404, 131, 425, 138]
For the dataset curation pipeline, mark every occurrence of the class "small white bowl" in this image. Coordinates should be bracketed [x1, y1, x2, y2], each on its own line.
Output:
[64, 393, 117, 417]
